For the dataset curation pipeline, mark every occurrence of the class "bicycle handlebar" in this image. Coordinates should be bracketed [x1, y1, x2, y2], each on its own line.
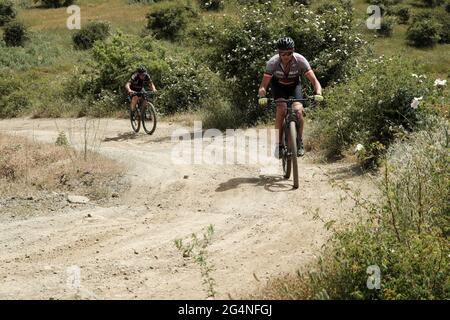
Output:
[266, 96, 321, 104]
[131, 90, 156, 98]
[260, 95, 323, 108]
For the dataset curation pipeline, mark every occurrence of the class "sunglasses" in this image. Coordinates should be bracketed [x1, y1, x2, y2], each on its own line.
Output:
[279, 51, 293, 57]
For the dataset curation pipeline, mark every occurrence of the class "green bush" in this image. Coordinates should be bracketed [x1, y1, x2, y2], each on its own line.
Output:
[434, 10, 450, 43]
[377, 16, 395, 37]
[406, 17, 441, 47]
[37, 0, 74, 8]
[72, 20, 111, 50]
[198, 0, 223, 10]
[3, 21, 29, 47]
[389, 5, 410, 24]
[365, 0, 402, 16]
[0, 0, 16, 27]
[310, 57, 433, 167]
[259, 116, 449, 300]
[421, 0, 444, 7]
[446, 0, 450, 12]
[196, 0, 366, 125]
[146, 1, 198, 40]
[0, 71, 29, 118]
[158, 54, 223, 114]
[76, 31, 223, 115]
[89, 31, 167, 94]
[290, 0, 311, 4]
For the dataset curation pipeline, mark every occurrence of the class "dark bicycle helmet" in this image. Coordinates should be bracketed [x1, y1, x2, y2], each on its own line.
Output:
[276, 37, 295, 50]
[137, 65, 147, 74]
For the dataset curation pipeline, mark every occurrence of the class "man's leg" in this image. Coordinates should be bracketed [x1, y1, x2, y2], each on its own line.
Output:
[275, 101, 287, 144]
[293, 102, 305, 156]
[130, 96, 139, 111]
[293, 102, 304, 140]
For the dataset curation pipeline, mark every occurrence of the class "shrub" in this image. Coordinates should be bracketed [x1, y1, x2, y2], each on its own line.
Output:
[3, 21, 29, 47]
[310, 57, 433, 167]
[78, 31, 223, 115]
[146, 1, 198, 40]
[0, 72, 29, 118]
[87, 31, 167, 98]
[421, 0, 444, 7]
[390, 5, 410, 24]
[406, 17, 441, 47]
[446, 0, 450, 12]
[36, 0, 74, 8]
[197, 0, 367, 125]
[158, 54, 223, 114]
[434, 10, 450, 43]
[290, 0, 311, 4]
[0, 0, 16, 26]
[72, 20, 111, 50]
[259, 116, 450, 300]
[198, 0, 223, 10]
[377, 16, 395, 36]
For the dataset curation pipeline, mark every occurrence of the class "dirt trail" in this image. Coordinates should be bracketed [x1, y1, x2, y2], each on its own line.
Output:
[0, 118, 375, 300]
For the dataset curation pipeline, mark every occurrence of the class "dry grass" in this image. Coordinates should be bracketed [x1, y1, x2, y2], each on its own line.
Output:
[252, 273, 315, 300]
[0, 133, 126, 200]
[18, 0, 147, 32]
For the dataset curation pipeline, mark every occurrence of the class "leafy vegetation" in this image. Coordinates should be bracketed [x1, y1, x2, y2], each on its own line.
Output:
[258, 116, 449, 299]
[72, 20, 111, 50]
[0, 0, 16, 26]
[3, 20, 28, 47]
[0, 0, 449, 300]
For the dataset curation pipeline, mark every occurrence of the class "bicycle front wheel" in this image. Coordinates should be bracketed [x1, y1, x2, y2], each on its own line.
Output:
[130, 106, 140, 133]
[289, 121, 299, 189]
[142, 102, 157, 135]
[282, 125, 291, 179]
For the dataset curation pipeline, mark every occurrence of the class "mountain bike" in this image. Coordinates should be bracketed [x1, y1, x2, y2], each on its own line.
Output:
[129, 90, 157, 135]
[263, 95, 323, 189]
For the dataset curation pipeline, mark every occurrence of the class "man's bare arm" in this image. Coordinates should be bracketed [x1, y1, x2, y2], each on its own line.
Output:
[305, 70, 322, 95]
[258, 73, 272, 97]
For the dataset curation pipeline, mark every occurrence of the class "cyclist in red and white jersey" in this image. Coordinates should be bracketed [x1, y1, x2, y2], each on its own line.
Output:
[258, 37, 322, 157]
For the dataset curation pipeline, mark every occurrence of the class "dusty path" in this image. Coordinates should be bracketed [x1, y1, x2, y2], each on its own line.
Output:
[0, 118, 375, 299]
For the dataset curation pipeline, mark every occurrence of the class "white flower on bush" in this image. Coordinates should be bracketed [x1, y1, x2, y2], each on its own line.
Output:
[355, 144, 364, 152]
[410, 96, 423, 110]
[434, 79, 447, 87]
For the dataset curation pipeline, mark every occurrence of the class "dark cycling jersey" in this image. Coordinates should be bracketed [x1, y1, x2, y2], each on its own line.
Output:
[127, 72, 152, 91]
[264, 53, 312, 86]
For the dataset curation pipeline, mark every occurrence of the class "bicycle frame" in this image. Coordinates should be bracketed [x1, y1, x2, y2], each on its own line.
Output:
[265, 96, 318, 189]
[267, 96, 316, 142]
[129, 90, 158, 135]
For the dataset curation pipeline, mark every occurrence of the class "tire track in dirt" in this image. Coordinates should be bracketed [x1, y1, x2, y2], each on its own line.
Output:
[0, 118, 375, 299]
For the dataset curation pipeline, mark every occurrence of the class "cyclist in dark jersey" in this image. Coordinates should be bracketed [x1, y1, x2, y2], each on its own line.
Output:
[258, 37, 322, 157]
[125, 65, 157, 112]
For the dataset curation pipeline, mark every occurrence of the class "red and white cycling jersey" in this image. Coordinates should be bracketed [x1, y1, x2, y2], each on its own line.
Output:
[264, 52, 313, 86]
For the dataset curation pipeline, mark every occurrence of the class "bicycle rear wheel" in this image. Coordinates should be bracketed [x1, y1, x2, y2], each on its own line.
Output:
[130, 105, 141, 133]
[289, 121, 299, 189]
[142, 102, 157, 135]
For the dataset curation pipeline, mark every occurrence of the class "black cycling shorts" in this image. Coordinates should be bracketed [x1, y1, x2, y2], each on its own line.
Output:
[271, 82, 303, 100]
